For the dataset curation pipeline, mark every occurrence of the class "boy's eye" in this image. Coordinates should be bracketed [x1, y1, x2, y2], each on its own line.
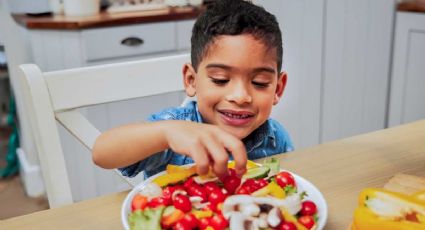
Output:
[211, 78, 229, 85]
[252, 81, 269, 88]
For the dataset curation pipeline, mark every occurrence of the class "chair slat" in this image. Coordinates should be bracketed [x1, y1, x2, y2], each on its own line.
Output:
[56, 110, 101, 150]
[45, 54, 189, 111]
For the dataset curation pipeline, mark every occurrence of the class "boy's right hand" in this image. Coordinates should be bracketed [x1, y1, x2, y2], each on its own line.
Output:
[162, 120, 247, 178]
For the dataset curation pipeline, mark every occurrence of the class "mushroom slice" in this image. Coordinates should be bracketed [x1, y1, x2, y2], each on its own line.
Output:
[139, 183, 163, 199]
[255, 213, 269, 228]
[267, 207, 283, 227]
[222, 195, 255, 218]
[239, 203, 260, 217]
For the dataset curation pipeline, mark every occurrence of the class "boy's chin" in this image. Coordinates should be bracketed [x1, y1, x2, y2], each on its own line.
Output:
[222, 127, 251, 140]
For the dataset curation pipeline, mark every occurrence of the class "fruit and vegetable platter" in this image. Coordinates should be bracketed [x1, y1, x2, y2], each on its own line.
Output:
[121, 158, 327, 230]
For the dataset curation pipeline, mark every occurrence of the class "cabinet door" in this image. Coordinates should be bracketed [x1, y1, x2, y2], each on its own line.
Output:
[321, 0, 395, 142]
[388, 12, 425, 126]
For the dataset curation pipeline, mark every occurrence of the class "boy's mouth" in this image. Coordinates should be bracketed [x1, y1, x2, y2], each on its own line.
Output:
[218, 109, 255, 126]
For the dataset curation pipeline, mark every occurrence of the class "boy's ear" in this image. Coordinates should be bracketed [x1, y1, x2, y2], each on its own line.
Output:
[273, 71, 287, 105]
[182, 63, 197, 97]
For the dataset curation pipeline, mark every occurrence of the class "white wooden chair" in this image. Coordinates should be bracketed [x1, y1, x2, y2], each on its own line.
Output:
[18, 54, 190, 208]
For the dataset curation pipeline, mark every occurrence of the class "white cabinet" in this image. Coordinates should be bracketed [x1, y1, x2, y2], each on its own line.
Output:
[321, 0, 395, 142]
[389, 12, 425, 127]
[257, 0, 396, 147]
[26, 20, 193, 201]
[81, 23, 177, 62]
[29, 20, 195, 70]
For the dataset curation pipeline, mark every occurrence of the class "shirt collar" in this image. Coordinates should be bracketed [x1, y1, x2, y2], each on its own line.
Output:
[194, 101, 204, 123]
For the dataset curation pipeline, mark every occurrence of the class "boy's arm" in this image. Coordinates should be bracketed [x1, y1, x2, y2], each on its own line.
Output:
[92, 120, 247, 177]
[92, 121, 169, 170]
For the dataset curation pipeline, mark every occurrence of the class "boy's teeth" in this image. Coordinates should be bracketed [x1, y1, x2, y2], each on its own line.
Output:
[224, 112, 250, 118]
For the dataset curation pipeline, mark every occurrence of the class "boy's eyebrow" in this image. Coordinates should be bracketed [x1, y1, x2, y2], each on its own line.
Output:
[205, 63, 276, 74]
[205, 63, 232, 70]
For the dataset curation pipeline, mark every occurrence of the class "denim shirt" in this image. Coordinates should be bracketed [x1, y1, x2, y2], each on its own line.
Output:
[119, 101, 294, 178]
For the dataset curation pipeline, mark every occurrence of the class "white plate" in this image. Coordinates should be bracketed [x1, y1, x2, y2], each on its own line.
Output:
[121, 168, 328, 230]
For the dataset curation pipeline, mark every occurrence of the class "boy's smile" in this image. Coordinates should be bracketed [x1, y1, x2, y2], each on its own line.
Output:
[184, 34, 287, 139]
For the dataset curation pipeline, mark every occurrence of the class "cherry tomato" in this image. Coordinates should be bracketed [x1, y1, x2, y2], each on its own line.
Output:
[187, 184, 208, 202]
[275, 171, 296, 188]
[173, 221, 191, 230]
[184, 177, 196, 188]
[198, 217, 211, 230]
[228, 168, 237, 177]
[239, 179, 258, 193]
[178, 213, 199, 229]
[242, 178, 257, 188]
[300, 200, 318, 216]
[208, 189, 227, 207]
[162, 186, 175, 201]
[256, 178, 269, 188]
[278, 222, 297, 230]
[219, 168, 237, 182]
[131, 194, 148, 211]
[148, 196, 169, 208]
[298, 215, 315, 229]
[209, 214, 229, 230]
[204, 181, 222, 193]
[223, 175, 241, 195]
[235, 186, 250, 194]
[173, 194, 192, 212]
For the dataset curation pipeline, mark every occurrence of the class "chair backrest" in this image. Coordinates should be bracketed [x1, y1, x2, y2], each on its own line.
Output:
[18, 54, 190, 208]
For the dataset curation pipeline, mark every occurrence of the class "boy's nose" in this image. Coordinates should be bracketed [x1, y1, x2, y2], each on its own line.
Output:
[225, 83, 252, 105]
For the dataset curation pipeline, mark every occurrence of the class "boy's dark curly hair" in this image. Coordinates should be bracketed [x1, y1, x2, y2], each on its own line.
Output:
[191, 0, 283, 72]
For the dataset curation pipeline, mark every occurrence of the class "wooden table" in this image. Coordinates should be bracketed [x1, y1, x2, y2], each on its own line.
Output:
[2, 119, 425, 229]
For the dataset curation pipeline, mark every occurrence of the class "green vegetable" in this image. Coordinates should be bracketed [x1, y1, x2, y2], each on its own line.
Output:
[263, 157, 280, 176]
[129, 206, 165, 230]
[243, 166, 270, 179]
[284, 185, 297, 195]
[162, 205, 176, 217]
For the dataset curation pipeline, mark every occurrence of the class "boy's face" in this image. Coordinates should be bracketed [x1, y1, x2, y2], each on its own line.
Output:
[183, 34, 287, 139]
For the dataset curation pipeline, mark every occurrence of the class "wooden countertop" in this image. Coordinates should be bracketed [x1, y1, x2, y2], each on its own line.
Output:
[12, 6, 204, 30]
[398, 0, 425, 13]
[2, 119, 425, 229]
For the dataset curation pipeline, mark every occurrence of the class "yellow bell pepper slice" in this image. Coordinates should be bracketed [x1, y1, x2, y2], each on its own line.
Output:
[280, 207, 308, 230]
[353, 188, 425, 230]
[353, 206, 425, 230]
[166, 164, 197, 175]
[413, 190, 425, 201]
[251, 181, 285, 199]
[192, 210, 213, 219]
[152, 170, 196, 187]
[227, 160, 259, 169]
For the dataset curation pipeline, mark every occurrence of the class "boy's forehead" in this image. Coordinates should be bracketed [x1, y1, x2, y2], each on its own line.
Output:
[199, 35, 279, 71]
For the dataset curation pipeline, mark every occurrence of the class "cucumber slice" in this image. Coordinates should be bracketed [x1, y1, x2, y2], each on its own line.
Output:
[263, 158, 280, 176]
[162, 205, 176, 216]
[243, 166, 270, 179]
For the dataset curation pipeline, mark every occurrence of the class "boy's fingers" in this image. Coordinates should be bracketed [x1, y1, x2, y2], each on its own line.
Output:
[221, 134, 247, 177]
[204, 138, 229, 178]
[190, 145, 210, 175]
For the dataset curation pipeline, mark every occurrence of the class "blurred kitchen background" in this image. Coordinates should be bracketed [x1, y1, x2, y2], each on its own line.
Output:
[1, 0, 425, 219]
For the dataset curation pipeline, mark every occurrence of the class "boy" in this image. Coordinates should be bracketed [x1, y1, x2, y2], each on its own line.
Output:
[92, 0, 293, 179]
